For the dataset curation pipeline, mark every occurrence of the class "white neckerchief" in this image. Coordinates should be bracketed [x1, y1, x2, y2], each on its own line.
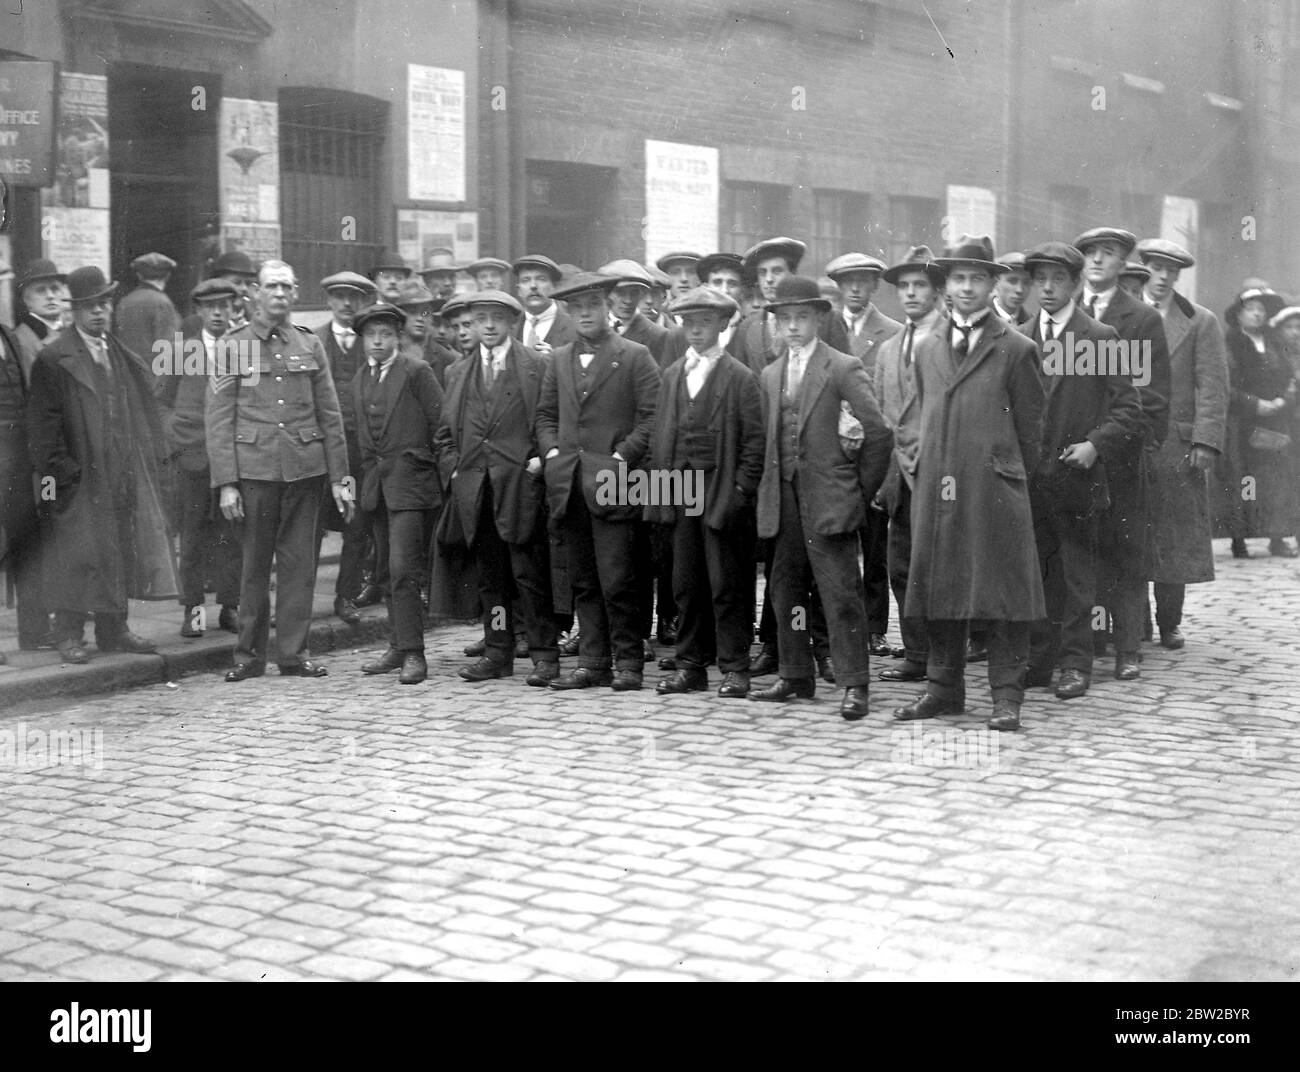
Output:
[684, 344, 723, 399]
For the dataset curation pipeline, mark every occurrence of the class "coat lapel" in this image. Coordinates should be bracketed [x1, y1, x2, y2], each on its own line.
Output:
[581, 334, 621, 404]
[59, 331, 103, 397]
[796, 342, 832, 435]
[949, 313, 1004, 390]
[1163, 299, 1191, 354]
[378, 359, 408, 440]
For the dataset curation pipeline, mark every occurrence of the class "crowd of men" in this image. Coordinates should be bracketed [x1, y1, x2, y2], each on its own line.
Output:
[3, 223, 1291, 733]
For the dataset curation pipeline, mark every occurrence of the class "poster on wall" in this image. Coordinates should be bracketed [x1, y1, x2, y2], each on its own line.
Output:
[219, 97, 280, 262]
[0, 60, 58, 188]
[644, 140, 718, 264]
[39, 72, 111, 271]
[945, 185, 997, 247]
[45, 206, 111, 276]
[407, 65, 466, 203]
[1160, 194, 1199, 302]
[396, 208, 478, 271]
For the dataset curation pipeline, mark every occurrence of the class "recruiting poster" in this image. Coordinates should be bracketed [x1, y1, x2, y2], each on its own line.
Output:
[45, 206, 111, 275]
[0, 60, 57, 188]
[407, 65, 466, 203]
[644, 140, 718, 264]
[1160, 194, 1199, 302]
[219, 97, 280, 262]
[396, 208, 478, 271]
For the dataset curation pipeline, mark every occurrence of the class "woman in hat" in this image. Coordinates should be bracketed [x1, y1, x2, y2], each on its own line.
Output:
[1223, 287, 1298, 557]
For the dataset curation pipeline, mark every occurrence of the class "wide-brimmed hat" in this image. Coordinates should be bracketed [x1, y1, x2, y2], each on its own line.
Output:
[66, 266, 117, 304]
[764, 274, 832, 312]
[824, 252, 888, 281]
[667, 285, 740, 319]
[1072, 227, 1137, 258]
[16, 258, 66, 293]
[743, 236, 806, 273]
[882, 245, 946, 287]
[935, 234, 1007, 274]
[1136, 238, 1195, 269]
[465, 289, 524, 316]
[353, 302, 408, 333]
[419, 247, 460, 276]
[1227, 286, 1288, 325]
[1269, 306, 1300, 331]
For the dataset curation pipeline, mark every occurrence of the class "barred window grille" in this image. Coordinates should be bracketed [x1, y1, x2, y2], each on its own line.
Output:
[811, 189, 872, 275]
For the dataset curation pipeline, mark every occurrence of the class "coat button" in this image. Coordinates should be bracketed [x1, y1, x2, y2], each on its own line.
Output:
[278, 422, 285, 428]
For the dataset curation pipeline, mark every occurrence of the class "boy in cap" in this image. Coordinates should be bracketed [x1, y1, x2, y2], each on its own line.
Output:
[117, 251, 181, 362]
[436, 290, 558, 685]
[442, 295, 480, 359]
[351, 302, 445, 685]
[536, 273, 662, 690]
[1118, 261, 1151, 301]
[181, 250, 259, 335]
[647, 286, 764, 697]
[1023, 242, 1143, 699]
[513, 254, 578, 354]
[894, 236, 1045, 731]
[396, 278, 458, 388]
[655, 251, 702, 299]
[750, 275, 891, 720]
[992, 251, 1034, 330]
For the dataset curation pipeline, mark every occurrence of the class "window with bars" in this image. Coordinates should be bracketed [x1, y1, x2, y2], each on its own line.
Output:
[721, 182, 792, 256]
[279, 88, 388, 306]
[887, 196, 942, 264]
[811, 189, 872, 275]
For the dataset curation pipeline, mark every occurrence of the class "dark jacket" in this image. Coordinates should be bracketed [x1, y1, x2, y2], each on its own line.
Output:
[1096, 287, 1171, 449]
[353, 353, 445, 513]
[115, 284, 181, 368]
[618, 311, 671, 368]
[731, 307, 853, 376]
[155, 326, 218, 472]
[515, 303, 580, 352]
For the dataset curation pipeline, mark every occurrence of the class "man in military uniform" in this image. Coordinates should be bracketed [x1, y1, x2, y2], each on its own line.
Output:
[208, 259, 352, 681]
[116, 251, 181, 362]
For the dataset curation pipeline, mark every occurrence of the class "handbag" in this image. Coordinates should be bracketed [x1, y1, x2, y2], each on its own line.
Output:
[1249, 426, 1292, 452]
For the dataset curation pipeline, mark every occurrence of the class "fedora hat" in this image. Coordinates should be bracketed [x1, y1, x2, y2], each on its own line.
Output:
[66, 266, 117, 304]
[935, 234, 1007, 274]
[882, 245, 945, 287]
[764, 274, 832, 312]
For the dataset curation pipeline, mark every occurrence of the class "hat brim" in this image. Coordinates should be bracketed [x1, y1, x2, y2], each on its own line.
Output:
[70, 282, 118, 304]
[19, 272, 68, 290]
[933, 258, 1008, 275]
[882, 263, 947, 286]
[765, 297, 833, 312]
[1139, 251, 1195, 270]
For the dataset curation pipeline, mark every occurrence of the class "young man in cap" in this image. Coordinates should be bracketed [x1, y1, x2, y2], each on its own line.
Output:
[418, 247, 461, 302]
[1118, 261, 1151, 301]
[894, 236, 1046, 732]
[1136, 238, 1229, 650]
[513, 254, 578, 354]
[442, 296, 480, 360]
[466, 257, 512, 293]
[396, 278, 458, 388]
[117, 251, 181, 362]
[874, 245, 948, 686]
[641, 265, 674, 325]
[1022, 242, 1144, 700]
[695, 253, 746, 351]
[599, 259, 672, 368]
[991, 251, 1034, 331]
[369, 252, 411, 303]
[1073, 226, 1171, 680]
[315, 270, 379, 622]
[647, 286, 764, 698]
[536, 273, 662, 691]
[435, 290, 558, 686]
[28, 266, 178, 664]
[182, 250, 259, 335]
[156, 278, 244, 638]
[750, 275, 891, 720]
[208, 259, 352, 681]
[11, 259, 69, 383]
[655, 251, 702, 300]
[350, 302, 445, 685]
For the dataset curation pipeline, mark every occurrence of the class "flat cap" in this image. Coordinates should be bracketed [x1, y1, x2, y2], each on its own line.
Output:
[465, 289, 524, 316]
[764, 274, 832, 312]
[131, 251, 177, 274]
[211, 250, 258, 276]
[353, 302, 408, 333]
[643, 264, 673, 289]
[511, 254, 563, 282]
[320, 271, 376, 294]
[1119, 261, 1152, 281]
[824, 252, 888, 280]
[1136, 238, 1195, 269]
[667, 285, 740, 318]
[439, 295, 471, 319]
[996, 251, 1028, 272]
[654, 250, 703, 271]
[695, 252, 744, 281]
[596, 259, 654, 288]
[882, 245, 946, 287]
[935, 234, 1007, 273]
[552, 272, 620, 302]
[191, 278, 238, 302]
[1023, 241, 1085, 274]
[395, 279, 436, 307]
[1072, 227, 1137, 257]
[466, 257, 512, 276]
[743, 236, 807, 272]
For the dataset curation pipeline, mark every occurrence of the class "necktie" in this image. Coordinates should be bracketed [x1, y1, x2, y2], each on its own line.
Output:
[525, 317, 539, 348]
[340, 330, 355, 350]
[483, 355, 495, 389]
[612, 319, 624, 335]
[953, 324, 972, 359]
[1087, 295, 1099, 318]
[684, 353, 701, 374]
[787, 347, 804, 394]
[369, 361, 379, 381]
[902, 322, 915, 369]
[1043, 318, 1056, 342]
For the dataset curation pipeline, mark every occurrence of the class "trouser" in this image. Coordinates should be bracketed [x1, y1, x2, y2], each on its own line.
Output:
[1030, 504, 1098, 676]
[859, 509, 890, 635]
[236, 476, 324, 667]
[371, 502, 427, 653]
[886, 482, 928, 664]
[758, 545, 829, 656]
[1097, 453, 1147, 655]
[1, 476, 48, 645]
[925, 619, 1029, 704]
[1153, 581, 1185, 632]
[175, 466, 241, 608]
[55, 609, 127, 646]
[330, 505, 373, 601]
[562, 488, 641, 671]
[634, 521, 674, 637]
[475, 481, 557, 665]
[770, 477, 871, 687]
[672, 509, 756, 673]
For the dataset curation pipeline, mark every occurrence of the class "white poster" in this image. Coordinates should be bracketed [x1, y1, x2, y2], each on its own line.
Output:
[408, 65, 465, 203]
[945, 185, 997, 248]
[45, 207, 110, 275]
[1160, 195, 1199, 302]
[644, 140, 718, 264]
[219, 98, 280, 263]
[396, 209, 478, 270]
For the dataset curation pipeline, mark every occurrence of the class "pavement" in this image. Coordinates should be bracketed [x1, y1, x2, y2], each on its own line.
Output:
[0, 536, 1298, 982]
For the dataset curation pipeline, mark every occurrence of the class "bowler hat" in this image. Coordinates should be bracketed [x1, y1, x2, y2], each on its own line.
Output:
[1023, 241, 1085, 276]
[743, 236, 806, 273]
[765, 274, 832, 312]
[655, 250, 702, 272]
[466, 289, 524, 317]
[824, 252, 888, 281]
[597, 259, 654, 288]
[695, 252, 744, 282]
[935, 235, 1007, 274]
[191, 278, 238, 303]
[552, 272, 619, 302]
[882, 245, 946, 287]
[16, 258, 66, 293]
[211, 250, 258, 277]
[131, 251, 178, 276]
[66, 266, 117, 304]
[1072, 227, 1137, 258]
[1136, 238, 1195, 269]
[353, 302, 408, 333]
[667, 285, 739, 319]
[370, 251, 411, 278]
[321, 271, 376, 294]
[511, 254, 562, 283]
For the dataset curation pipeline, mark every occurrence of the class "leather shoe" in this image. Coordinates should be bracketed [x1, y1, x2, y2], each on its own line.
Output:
[463, 637, 487, 657]
[656, 667, 708, 694]
[657, 616, 678, 645]
[750, 647, 779, 676]
[1114, 653, 1141, 680]
[459, 657, 511, 682]
[1159, 627, 1185, 650]
[1269, 538, 1299, 558]
[816, 655, 836, 684]
[334, 597, 361, 625]
[718, 670, 750, 698]
[399, 652, 428, 684]
[988, 699, 1021, 731]
[868, 633, 891, 657]
[526, 661, 560, 687]
[353, 583, 383, 608]
[1055, 668, 1089, 699]
[893, 692, 963, 721]
[658, 655, 677, 670]
[225, 661, 265, 682]
[642, 640, 655, 663]
[749, 677, 816, 702]
[966, 640, 988, 662]
[550, 666, 612, 690]
[218, 605, 239, 633]
[559, 632, 581, 656]
[879, 661, 926, 682]
[98, 630, 156, 654]
[612, 668, 643, 691]
[180, 606, 204, 638]
[514, 634, 529, 660]
[840, 685, 871, 721]
[362, 647, 405, 675]
[279, 660, 327, 677]
[19, 631, 58, 651]
[57, 639, 91, 665]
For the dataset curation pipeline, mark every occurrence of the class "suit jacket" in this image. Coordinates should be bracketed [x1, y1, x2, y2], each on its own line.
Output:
[315, 322, 366, 469]
[115, 284, 181, 368]
[645, 351, 765, 531]
[536, 331, 662, 522]
[353, 353, 445, 513]
[732, 308, 852, 376]
[515, 303, 579, 352]
[618, 311, 671, 368]
[436, 339, 546, 545]
[874, 307, 947, 510]
[206, 317, 349, 488]
[755, 339, 891, 539]
[841, 304, 902, 371]
[155, 325, 220, 471]
[1096, 287, 1171, 449]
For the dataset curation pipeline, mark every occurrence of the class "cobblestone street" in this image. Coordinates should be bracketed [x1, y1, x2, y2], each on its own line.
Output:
[1, 540, 1298, 982]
